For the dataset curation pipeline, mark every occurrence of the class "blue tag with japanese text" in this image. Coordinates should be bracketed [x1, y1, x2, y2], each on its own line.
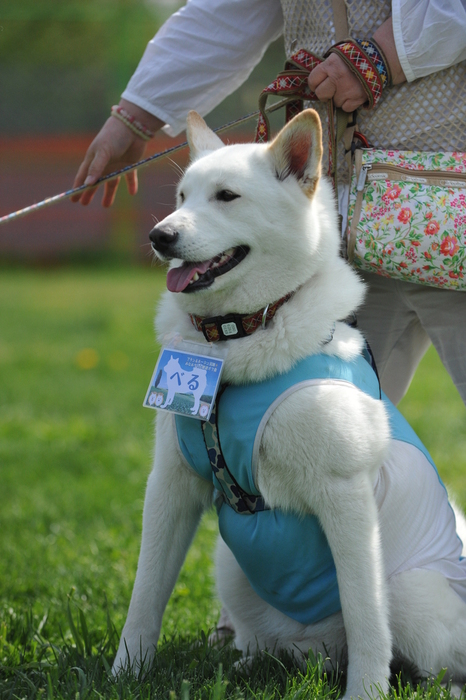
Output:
[143, 343, 225, 420]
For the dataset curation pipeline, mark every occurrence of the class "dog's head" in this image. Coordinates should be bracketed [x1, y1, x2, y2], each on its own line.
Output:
[150, 109, 340, 315]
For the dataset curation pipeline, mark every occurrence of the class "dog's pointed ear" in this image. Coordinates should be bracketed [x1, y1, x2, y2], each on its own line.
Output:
[186, 111, 224, 158]
[268, 109, 323, 198]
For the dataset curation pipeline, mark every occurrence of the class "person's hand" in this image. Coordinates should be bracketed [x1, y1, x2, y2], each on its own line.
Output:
[71, 101, 164, 207]
[71, 119, 146, 207]
[308, 18, 406, 113]
[308, 53, 367, 112]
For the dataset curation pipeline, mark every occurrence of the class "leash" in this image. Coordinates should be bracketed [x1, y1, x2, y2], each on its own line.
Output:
[254, 49, 343, 186]
[254, 48, 366, 200]
[1, 25, 387, 230]
[0, 99, 291, 229]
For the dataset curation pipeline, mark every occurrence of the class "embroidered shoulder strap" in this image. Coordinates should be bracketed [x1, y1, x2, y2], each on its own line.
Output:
[201, 394, 268, 515]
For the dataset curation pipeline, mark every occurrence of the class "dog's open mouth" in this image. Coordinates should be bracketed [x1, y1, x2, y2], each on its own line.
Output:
[166, 246, 249, 293]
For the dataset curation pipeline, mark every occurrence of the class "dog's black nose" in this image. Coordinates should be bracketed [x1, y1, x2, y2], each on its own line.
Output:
[149, 225, 179, 255]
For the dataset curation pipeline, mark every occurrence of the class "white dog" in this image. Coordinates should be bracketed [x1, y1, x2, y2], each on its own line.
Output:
[113, 109, 466, 699]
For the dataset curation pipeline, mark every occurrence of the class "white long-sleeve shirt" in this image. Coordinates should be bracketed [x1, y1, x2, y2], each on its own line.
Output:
[123, 0, 283, 136]
[122, 0, 466, 155]
[393, 0, 466, 81]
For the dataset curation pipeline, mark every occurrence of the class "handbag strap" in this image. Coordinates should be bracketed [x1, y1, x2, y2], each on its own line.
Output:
[330, 0, 360, 244]
[331, 0, 349, 42]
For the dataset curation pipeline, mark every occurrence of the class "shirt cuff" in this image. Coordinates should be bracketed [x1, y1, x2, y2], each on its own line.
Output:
[391, 0, 416, 83]
[121, 90, 185, 137]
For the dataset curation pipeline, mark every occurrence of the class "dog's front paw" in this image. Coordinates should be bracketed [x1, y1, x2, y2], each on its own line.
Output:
[233, 654, 256, 674]
[112, 631, 157, 677]
[342, 676, 388, 700]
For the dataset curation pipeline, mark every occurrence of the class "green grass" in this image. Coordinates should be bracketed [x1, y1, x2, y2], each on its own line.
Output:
[0, 266, 465, 699]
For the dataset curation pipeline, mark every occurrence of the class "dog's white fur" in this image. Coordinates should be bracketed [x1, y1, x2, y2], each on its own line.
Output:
[112, 110, 466, 698]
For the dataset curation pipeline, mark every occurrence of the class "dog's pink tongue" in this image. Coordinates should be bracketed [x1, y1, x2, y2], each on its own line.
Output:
[166, 260, 212, 293]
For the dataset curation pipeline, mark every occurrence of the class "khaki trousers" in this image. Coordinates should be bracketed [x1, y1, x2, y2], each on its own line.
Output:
[357, 272, 466, 407]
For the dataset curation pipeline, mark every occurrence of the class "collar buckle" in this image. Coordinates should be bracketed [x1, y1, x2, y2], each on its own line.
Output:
[200, 313, 247, 342]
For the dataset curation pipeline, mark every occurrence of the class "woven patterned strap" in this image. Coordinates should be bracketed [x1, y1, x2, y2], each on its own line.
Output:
[255, 49, 342, 182]
[201, 398, 268, 515]
[326, 40, 384, 109]
[255, 50, 323, 144]
[354, 39, 392, 90]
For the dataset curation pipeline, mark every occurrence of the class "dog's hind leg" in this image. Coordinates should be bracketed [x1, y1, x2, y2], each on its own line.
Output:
[215, 537, 346, 672]
[389, 569, 466, 687]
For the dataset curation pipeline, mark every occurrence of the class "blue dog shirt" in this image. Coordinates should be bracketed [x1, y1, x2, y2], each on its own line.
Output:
[175, 351, 441, 625]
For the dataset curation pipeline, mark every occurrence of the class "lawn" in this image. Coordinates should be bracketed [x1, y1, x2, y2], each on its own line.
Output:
[0, 266, 465, 699]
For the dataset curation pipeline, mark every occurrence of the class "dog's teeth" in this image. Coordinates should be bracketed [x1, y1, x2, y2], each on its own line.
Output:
[210, 248, 236, 270]
[192, 273, 199, 282]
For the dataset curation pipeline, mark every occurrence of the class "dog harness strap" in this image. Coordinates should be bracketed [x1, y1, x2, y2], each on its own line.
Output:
[201, 397, 268, 515]
[190, 292, 294, 343]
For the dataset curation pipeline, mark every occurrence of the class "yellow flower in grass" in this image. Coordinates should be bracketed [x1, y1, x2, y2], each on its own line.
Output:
[76, 348, 99, 370]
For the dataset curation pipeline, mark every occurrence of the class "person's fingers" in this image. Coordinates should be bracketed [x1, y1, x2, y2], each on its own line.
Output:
[313, 77, 337, 102]
[70, 119, 147, 206]
[125, 170, 139, 197]
[101, 178, 121, 208]
[340, 96, 367, 112]
[84, 147, 113, 185]
[309, 57, 368, 111]
[72, 145, 114, 205]
[307, 63, 329, 92]
[70, 148, 107, 205]
[78, 185, 99, 207]
[71, 153, 96, 202]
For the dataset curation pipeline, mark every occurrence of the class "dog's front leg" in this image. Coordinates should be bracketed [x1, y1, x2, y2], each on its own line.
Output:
[257, 385, 392, 700]
[313, 476, 391, 700]
[112, 412, 213, 674]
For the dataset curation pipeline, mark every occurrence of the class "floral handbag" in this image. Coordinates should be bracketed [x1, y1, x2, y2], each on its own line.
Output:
[346, 147, 466, 290]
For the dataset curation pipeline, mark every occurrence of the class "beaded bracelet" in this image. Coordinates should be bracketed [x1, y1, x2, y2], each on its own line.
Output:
[326, 38, 390, 109]
[111, 105, 155, 141]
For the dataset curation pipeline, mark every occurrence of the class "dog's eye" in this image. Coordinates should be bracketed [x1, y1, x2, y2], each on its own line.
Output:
[216, 189, 240, 202]
[178, 191, 185, 203]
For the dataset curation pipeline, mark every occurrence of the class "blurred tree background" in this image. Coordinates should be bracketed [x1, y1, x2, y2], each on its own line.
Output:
[0, 0, 183, 134]
[0, 0, 285, 263]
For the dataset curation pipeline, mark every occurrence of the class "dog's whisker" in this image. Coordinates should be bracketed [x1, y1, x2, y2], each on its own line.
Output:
[167, 157, 185, 177]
